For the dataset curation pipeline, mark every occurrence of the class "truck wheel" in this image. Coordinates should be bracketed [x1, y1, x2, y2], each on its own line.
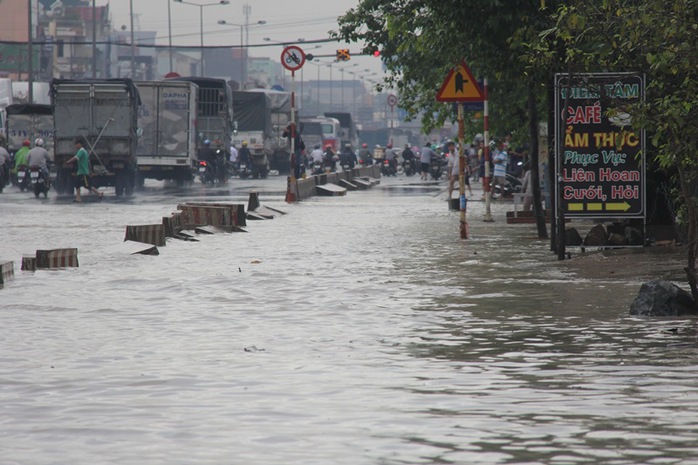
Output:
[115, 174, 125, 196]
[135, 171, 145, 190]
[55, 170, 72, 195]
[125, 171, 135, 196]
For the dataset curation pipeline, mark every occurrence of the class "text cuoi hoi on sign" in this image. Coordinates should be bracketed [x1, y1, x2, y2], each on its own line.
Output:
[554, 73, 645, 221]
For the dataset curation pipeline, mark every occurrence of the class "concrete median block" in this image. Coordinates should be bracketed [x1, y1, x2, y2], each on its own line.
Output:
[21, 256, 36, 271]
[316, 183, 347, 196]
[0, 261, 14, 285]
[125, 224, 166, 247]
[36, 248, 79, 269]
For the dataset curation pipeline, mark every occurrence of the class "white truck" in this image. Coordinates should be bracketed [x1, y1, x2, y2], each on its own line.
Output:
[0, 78, 13, 139]
[51, 78, 140, 196]
[233, 89, 293, 175]
[4, 104, 54, 157]
[135, 80, 198, 187]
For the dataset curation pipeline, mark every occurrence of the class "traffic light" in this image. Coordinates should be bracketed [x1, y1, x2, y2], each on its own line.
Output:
[336, 49, 350, 61]
[373, 50, 380, 57]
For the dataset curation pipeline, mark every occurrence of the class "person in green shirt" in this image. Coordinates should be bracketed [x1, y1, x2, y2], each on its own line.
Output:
[65, 139, 102, 202]
[12, 140, 31, 175]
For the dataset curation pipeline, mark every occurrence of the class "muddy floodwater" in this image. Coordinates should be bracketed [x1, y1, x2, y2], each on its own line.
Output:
[1, 176, 697, 465]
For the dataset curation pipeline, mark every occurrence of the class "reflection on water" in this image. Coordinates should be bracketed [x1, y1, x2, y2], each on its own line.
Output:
[1, 179, 697, 465]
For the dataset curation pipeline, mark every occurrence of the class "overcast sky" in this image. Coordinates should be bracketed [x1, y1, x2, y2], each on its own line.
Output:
[105, 0, 386, 83]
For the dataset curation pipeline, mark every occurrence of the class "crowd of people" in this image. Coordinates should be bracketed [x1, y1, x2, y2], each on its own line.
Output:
[228, 128, 533, 200]
[2, 123, 537, 208]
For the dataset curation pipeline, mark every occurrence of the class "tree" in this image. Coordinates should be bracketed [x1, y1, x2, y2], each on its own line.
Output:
[334, 0, 561, 238]
[536, 0, 698, 299]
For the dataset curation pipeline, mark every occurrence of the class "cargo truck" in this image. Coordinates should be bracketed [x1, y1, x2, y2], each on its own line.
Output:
[169, 77, 233, 168]
[4, 104, 54, 157]
[233, 89, 293, 175]
[50, 79, 140, 196]
[135, 80, 198, 187]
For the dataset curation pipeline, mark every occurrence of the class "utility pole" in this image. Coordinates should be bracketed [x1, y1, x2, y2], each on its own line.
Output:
[28, 0, 34, 103]
[92, 0, 97, 78]
[243, 3, 251, 84]
[129, 0, 135, 78]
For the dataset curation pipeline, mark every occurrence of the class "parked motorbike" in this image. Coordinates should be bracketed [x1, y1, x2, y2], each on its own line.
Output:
[15, 164, 30, 191]
[490, 173, 523, 199]
[198, 161, 216, 185]
[29, 166, 50, 198]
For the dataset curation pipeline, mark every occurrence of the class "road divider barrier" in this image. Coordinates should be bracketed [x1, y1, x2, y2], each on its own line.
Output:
[2, 170, 382, 290]
[124, 224, 167, 246]
[290, 165, 381, 201]
[0, 261, 14, 285]
[36, 248, 79, 268]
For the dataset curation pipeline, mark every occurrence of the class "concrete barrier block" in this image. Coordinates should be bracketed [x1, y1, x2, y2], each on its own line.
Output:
[108, 241, 160, 256]
[316, 183, 347, 196]
[21, 256, 36, 271]
[36, 248, 79, 269]
[177, 203, 246, 228]
[339, 179, 358, 191]
[125, 224, 166, 247]
[0, 261, 14, 285]
[296, 177, 317, 200]
[248, 191, 261, 212]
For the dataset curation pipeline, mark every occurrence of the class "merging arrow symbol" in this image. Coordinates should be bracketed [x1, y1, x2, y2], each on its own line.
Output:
[454, 71, 467, 94]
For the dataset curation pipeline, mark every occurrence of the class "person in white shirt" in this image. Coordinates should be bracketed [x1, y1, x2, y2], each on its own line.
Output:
[26, 138, 51, 178]
[446, 142, 472, 199]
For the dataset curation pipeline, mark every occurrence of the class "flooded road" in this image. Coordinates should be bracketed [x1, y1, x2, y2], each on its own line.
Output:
[1, 176, 697, 465]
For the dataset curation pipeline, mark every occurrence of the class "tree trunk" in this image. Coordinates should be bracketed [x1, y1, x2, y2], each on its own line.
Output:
[678, 165, 698, 301]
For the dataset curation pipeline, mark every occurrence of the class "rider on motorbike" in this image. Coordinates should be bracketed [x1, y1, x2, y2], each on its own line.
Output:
[385, 144, 398, 174]
[0, 136, 9, 190]
[238, 141, 251, 168]
[198, 139, 217, 179]
[358, 143, 373, 165]
[27, 138, 51, 180]
[323, 144, 338, 172]
[401, 144, 416, 174]
[340, 143, 357, 170]
[13, 139, 31, 177]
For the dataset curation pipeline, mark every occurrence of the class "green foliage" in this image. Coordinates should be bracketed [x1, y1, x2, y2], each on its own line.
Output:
[332, 0, 556, 138]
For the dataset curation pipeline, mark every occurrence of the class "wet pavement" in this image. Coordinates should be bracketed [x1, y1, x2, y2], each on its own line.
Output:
[1, 173, 697, 465]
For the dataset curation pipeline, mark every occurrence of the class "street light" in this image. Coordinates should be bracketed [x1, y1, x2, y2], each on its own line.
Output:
[219, 19, 266, 87]
[173, 0, 230, 76]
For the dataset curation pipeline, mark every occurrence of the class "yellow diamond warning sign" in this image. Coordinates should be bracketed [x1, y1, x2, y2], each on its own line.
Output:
[436, 60, 484, 102]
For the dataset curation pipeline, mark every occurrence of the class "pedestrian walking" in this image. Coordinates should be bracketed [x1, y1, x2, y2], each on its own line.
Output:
[65, 139, 102, 202]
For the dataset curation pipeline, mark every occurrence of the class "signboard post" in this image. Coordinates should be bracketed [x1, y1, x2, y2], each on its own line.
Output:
[437, 60, 485, 239]
[387, 94, 397, 146]
[554, 73, 646, 245]
[281, 45, 306, 202]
